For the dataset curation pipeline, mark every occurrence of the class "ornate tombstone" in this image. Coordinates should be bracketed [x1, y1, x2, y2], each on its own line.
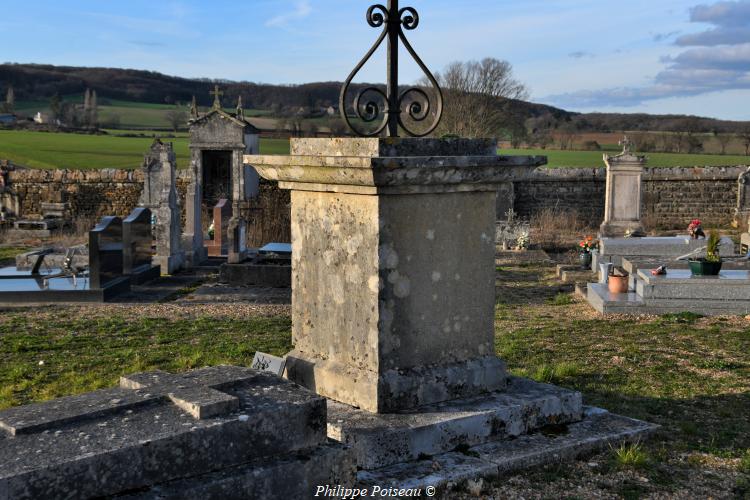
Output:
[185, 88, 261, 265]
[123, 207, 161, 283]
[600, 137, 647, 237]
[147, 141, 185, 275]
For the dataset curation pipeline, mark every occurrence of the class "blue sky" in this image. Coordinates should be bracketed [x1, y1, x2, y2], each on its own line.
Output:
[2, 0, 750, 120]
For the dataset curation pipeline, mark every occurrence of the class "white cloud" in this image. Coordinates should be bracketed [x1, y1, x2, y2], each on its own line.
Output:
[266, 0, 312, 28]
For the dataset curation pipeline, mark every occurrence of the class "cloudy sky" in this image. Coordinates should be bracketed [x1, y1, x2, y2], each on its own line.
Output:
[3, 0, 750, 120]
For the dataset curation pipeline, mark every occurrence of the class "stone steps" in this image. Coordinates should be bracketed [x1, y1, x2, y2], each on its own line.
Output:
[357, 407, 658, 494]
[328, 377, 582, 470]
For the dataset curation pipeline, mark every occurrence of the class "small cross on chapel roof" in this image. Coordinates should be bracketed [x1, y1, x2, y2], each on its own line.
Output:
[210, 85, 223, 110]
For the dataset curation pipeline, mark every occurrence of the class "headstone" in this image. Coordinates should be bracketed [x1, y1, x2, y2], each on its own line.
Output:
[205, 199, 231, 257]
[150, 141, 185, 275]
[0, 160, 21, 222]
[89, 216, 124, 289]
[0, 366, 354, 499]
[123, 207, 161, 284]
[600, 136, 647, 237]
[246, 137, 546, 413]
[138, 139, 168, 209]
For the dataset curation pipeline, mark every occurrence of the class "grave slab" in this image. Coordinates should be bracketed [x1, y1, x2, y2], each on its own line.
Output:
[0, 366, 350, 500]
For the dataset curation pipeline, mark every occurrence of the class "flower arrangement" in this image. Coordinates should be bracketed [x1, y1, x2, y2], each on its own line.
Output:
[208, 222, 215, 240]
[688, 219, 705, 239]
[578, 236, 598, 254]
[516, 229, 530, 250]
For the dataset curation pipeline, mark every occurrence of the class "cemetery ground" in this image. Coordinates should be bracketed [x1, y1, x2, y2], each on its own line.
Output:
[0, 261, 748, 498]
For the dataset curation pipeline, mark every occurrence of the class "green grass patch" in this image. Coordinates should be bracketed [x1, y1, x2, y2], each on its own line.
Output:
[0, 309, 292, 409]
[501, 148, 750, 168]
[548, 292, 574, 306]
[0, 130, 290, 169]
[612, 442, 650, 469]
[0, 247, 28, 262]
[740, 449, 750, 474]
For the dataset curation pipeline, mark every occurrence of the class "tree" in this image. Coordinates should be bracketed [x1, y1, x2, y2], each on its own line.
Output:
[433, 58, 528, 138]
[165, 106, 187, 132]
[3, 85, 14, 113]
[49, 93, 61, 122]
[715, 132, 732, 155]
[90, 90, 98, 128]
[741, 128, 750, 156]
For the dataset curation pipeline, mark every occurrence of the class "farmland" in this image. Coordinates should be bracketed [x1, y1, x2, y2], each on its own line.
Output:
[0, 130, 290, 169]
[502, 148, 749, 168]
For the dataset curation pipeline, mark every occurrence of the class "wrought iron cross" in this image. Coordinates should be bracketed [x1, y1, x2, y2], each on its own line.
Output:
[210, 85, 224, 110]
[340, 0, 443, 137]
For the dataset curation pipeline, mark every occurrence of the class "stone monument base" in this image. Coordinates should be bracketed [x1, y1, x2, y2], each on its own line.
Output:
[154, 253, 185, 275]
[287, 354, 508, 414]
[324, 377, 656, 492]
[599, 221, 645, 238]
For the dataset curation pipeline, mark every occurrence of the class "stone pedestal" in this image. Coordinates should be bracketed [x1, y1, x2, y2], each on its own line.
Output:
[600, 150, 647, 237]
[246, 138, 545, 413]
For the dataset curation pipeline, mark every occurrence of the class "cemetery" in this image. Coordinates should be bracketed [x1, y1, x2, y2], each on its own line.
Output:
[0, 1, 749, 499]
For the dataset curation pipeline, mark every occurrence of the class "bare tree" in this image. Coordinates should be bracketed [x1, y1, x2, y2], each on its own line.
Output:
[4, 85, 14, 113]
[165, 106, 187, 132]
[434, 58, 528, 138]
[715, 132, 732, 155]
[90, 90, 98, 128]
[741, 128, 750, 156]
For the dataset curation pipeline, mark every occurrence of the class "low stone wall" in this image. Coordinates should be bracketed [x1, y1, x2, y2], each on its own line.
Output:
[5, 164, 748, 236]
[6, 168, 289, 245]
[514, 165, 747, 229]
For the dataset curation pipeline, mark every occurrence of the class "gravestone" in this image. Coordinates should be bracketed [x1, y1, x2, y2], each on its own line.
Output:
[0, 366, 354, 499]
[205, 199, 232, 257]
[89, 216, 124, 289]
[0, 160, 19, 222]
[123, 207, 161, 284]
[247, 138, 546, 413]
[139, 139, 169, 210]
[148, 141, 185, 275]
[600, 137, 647, 237]
[185, 89, 261, 266]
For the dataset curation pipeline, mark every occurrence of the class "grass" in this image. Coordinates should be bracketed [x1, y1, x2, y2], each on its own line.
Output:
[501, 148, 750, 168]
[0, 247, 28, 262]
[612, 442, 650, 469]
[0, 130, 290, 169]
[0, 262, 748, 496]
[0, 307, 291, 409]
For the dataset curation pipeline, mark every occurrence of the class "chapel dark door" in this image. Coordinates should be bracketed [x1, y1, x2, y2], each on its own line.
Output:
[202, 150, 233, 208]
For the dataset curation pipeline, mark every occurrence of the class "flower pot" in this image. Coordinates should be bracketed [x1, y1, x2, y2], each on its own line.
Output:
[608, 275, 629, 294]
[689, 259, 722, 276]
[579, 252, 592, 270]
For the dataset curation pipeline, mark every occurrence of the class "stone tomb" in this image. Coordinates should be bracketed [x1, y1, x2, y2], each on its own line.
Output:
[589, 258, 750, 315]
[594, 235, 736, 270]
[219, 242, 292, 288]
[123, 207, 161, 284]
[248, 138, 546, 413]
[245, 138, 657, 485]
[205, 198, 232, 257]
[0, 366, 353, 500]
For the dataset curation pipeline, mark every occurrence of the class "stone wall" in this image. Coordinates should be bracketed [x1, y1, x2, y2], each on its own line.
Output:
[514, 166, 747, 229]
[7, 168, 290, 245]
[6, 165, 748, 236]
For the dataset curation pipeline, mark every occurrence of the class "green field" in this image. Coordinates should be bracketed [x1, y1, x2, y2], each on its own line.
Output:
[0, 130, 290, 169]
[15, 97, 273, 130]
[502, 148, 750, 167]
